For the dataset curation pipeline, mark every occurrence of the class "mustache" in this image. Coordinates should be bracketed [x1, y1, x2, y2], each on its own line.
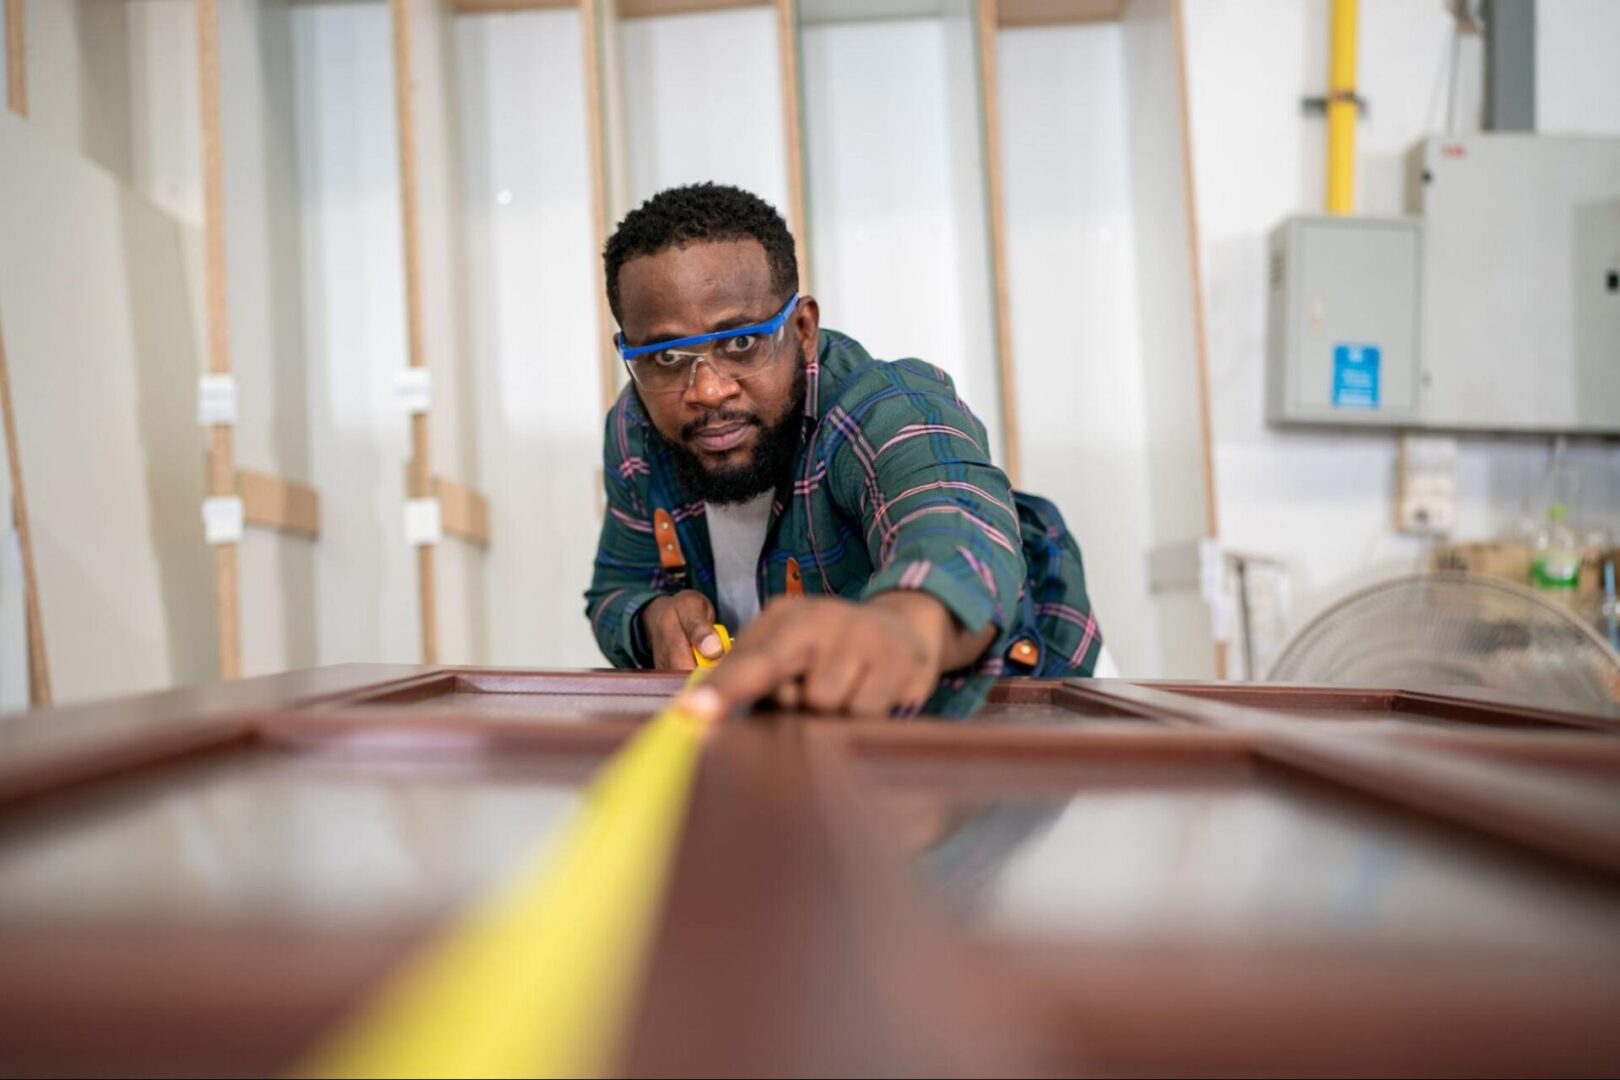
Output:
[680, 410, 760, 440]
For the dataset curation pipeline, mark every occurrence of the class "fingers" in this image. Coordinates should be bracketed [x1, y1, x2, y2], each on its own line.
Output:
[845, 657, 909, 718]
[679, 600, 820, 720]
[687, 627, 815, 721]
[773, 677, 803, 711]
[801, 636, 866, 713]
[678, 597, 939, 722]
[889, 671, 937, 719]
[673, 596, 950, 722]
[645, 591, 715, 671]
[672, 591, 722, 659]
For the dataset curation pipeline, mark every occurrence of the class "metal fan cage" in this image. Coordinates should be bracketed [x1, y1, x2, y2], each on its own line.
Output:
[1268, 572, 1620, 704]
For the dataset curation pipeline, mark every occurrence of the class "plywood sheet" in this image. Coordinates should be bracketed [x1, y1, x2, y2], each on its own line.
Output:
[0, 112, 214, 705]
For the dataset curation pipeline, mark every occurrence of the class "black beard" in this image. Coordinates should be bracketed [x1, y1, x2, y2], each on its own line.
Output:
[661, 347, 807, 506]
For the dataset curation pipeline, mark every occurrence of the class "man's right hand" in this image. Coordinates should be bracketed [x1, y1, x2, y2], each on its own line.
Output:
[640, 590, 724, 671]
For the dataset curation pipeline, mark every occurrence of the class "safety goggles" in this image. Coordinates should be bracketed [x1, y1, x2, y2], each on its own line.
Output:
[616, 294, 800, 394]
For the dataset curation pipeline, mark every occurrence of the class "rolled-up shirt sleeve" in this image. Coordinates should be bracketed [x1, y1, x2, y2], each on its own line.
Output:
[824, 362, 1026, 651]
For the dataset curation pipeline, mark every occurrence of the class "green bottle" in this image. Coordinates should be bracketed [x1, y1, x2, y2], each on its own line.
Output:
[1531, 504, 1580, 593]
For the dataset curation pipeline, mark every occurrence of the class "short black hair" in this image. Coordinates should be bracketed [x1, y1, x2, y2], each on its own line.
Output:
[603, 182, 798, 323]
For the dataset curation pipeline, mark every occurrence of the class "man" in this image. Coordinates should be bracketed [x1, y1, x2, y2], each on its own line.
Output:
[585, 183, 1101, 720]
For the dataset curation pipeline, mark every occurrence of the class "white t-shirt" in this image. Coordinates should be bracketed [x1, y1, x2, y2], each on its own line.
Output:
[705, 492, 774, 632]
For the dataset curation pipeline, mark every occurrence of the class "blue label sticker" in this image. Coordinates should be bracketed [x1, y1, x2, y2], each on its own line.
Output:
[1332, 343, 1381, 409]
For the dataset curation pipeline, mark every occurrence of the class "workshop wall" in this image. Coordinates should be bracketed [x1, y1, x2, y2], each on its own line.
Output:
[0, 0, 1210, 702]
[4, 0, 1617, 706]
[0, 110, 214, 703]
[1183, 0, 1620, 670]
[455, 8, 606, 669]
[1536, 0, 1620, 138]
[219, 0, 321, 675]
[125, 0, 319, 683]
[291, 1, 425, 669]
[0, 1, 220, 709]
[999, 22, 1163, 676]
[801, 8, 1005, 473]
[0, 438, 17, 712]
[14, 0, 137, 182]
[619, 7, 792, 215]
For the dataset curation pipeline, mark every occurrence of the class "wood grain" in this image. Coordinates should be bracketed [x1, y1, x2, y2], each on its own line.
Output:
[238, 468, 321, 538]
[452, 0, 575, 11]
[976, 0, 1022, 485]
[1171, 0, 1224, 677]
[197, 0, 242, 680]
[1072, 678, 1620, 876]
[997, 0, 1123, 24]
[389, 0, 439, 663]
[774, 0, 812, 290]
[580, 0, 624, 426]
[0, 312, 49, 705]
[1169, 0, 1220, 548]
[617, 0, 768, 16]
[624, 722, 1031, 1075]
[1141, 678, 1620, 731]
[3, 669, 1619, 1075]
[435, 476, 490, 547]
[3, 0, 24, 116]
[0, 925, 429, 1078]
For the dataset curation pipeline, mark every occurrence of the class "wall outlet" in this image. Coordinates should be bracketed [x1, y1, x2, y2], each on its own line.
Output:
[1396, 434, 1458, 536]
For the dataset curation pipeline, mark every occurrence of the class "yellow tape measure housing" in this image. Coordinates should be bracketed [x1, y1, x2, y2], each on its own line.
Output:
[692, 623, 732, 668]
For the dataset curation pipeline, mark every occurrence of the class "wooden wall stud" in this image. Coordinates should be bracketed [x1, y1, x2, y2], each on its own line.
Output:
[0, 312, 49, 706]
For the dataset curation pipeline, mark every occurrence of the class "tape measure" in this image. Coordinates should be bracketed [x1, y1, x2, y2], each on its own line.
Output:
[302, 671, 718, 1078]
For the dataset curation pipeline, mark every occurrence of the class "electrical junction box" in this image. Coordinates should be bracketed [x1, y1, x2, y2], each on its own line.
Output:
[1266, 135, 1620, 434]
[1266, 215, 1423, 426]
[1406, 134, 1620, 434]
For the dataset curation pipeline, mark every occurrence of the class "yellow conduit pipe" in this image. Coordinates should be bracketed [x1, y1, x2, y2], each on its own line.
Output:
[1326, 0, 1358, 214]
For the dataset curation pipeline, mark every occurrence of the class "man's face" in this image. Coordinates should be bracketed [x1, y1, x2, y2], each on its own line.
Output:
[616, 240, 820, 503]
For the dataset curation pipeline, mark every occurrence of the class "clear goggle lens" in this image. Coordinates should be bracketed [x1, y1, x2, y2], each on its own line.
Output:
[626, 324, 786, 393]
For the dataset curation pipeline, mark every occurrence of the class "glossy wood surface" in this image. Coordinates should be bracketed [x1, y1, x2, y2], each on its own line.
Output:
[0, 667, 1617, 1077]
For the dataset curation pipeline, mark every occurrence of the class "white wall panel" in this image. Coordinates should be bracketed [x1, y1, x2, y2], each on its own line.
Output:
[408, 0, 485, 664]
[124, 0, 323, 678]
[219, 0, 319, 675]
[800, 16, 1003, 465]
[999, 24, 1159, 677]
[1537, 0, 1620, 137]
[617, 8, 790, 215]
[0, 112, 214, 704]
[1121, 0, 1215, 678]
[290, 1, 419, 665]
[20, 0, 135, 181]
[127, 1, 201, 223]
[457, 10, 604, 668]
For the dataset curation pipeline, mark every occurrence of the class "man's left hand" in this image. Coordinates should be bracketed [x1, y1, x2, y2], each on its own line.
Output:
[676, 592, 995, 721]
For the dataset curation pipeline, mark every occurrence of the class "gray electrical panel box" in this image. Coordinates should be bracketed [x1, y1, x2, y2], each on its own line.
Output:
[1266, 135, 1620, 434]
[1267, 215, 1422, 426]
[1407, 134, 1620, 434]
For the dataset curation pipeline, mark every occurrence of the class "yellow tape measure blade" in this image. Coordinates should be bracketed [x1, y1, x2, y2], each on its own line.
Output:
[303, 706, 708, 1079]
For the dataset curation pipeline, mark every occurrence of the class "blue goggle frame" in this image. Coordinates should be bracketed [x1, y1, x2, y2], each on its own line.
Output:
[616, 293, 800, 361]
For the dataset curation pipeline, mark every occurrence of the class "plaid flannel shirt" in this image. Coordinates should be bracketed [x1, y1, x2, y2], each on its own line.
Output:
[585, 329, 1103, 717]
